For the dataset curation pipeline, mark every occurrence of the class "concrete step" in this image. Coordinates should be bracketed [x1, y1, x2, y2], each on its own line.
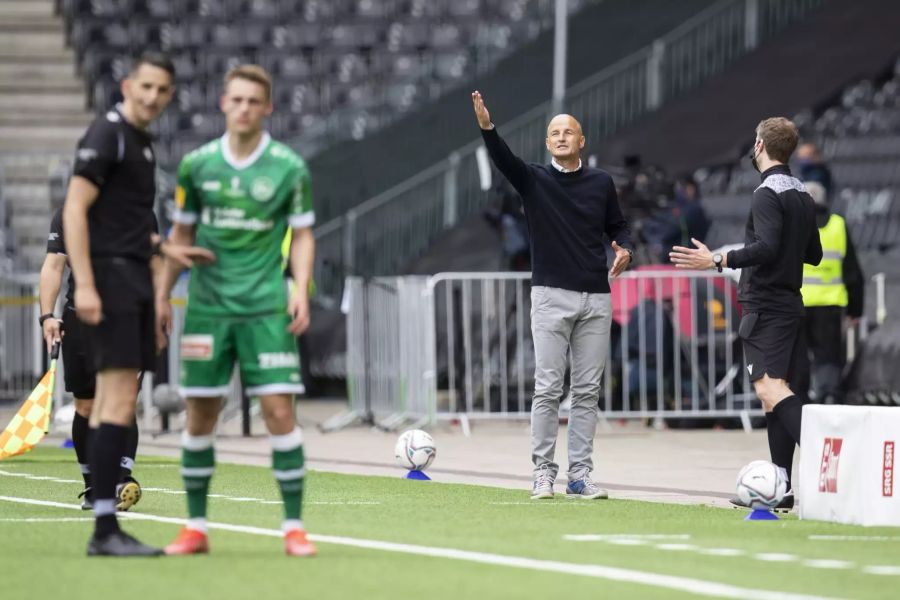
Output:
[0, 127, 82, 152]
[3, 182, 52, 205]
[0, 32, 67, 56]
[0, 1, 55, 19]
[0, 113, 90, 127]
[0, 19, 61, 33]
[19, 244, 48, 270]
[10, 214, 49, 239]
[0, 153, 71, 179]
[0, 60, 74, 80]
[0, 82, 83, 94]
[0, 92, 86, 112]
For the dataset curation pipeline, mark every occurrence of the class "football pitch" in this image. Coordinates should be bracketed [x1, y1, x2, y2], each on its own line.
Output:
[0, 448, 897, 600]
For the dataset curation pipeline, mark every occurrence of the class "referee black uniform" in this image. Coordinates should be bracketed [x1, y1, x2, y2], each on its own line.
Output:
[73, 104, 158, 373]
[46, 209, 96, 401]
[726, 164, 822, 490]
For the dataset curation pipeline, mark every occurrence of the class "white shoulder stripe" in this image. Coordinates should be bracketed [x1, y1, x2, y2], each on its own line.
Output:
[755, 174, 807, 195]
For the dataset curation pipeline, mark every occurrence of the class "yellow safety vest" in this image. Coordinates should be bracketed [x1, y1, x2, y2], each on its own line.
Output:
[801, 213, 848, 307]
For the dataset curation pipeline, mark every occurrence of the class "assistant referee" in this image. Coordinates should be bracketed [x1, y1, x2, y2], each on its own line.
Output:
[670, 117, 822, 510]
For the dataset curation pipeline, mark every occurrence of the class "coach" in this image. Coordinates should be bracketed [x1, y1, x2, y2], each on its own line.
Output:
[471, 91, 634, 500]
[670, 117, 822, 510]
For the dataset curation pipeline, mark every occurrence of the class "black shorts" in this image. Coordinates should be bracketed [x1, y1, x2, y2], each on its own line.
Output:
[739, 312, 808, 383]
[86, 257, 156, 373]
[61, 305, 95, 400]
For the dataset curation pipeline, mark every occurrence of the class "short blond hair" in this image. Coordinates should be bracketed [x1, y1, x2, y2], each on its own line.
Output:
[224, 64, 272, 101]
[756, 117, 799, 163]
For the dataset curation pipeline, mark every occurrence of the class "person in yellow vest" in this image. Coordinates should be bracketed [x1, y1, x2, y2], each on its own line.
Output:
[799, 181, 864, 404]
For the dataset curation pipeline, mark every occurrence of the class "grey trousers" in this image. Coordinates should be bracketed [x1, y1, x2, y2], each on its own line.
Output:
[530, 285, 612, 481]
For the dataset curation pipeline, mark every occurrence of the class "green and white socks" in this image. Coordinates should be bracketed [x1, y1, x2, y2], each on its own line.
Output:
[271, 427, 306, 533]
[180, 427, 306, 534]
[181, 432, 215, 533]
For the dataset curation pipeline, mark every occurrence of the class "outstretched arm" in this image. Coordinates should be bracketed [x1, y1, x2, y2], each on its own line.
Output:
[472, 91, 530, 192]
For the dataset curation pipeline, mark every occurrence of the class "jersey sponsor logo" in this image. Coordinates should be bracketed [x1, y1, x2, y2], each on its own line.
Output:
[48, 232, 59, 242]
[258, 352, 299, 369]
[77, 148, 98, 162]
[181, 335, 214, 361]
[105, 110, 121, 122]
[203, 206, 274, 231]
[885, 441, 895, 497]
[143, 147, 153, 162]
[201, 180, 222, 191]
[224, 176, 243, 198]
[818, 437, 843, 493]
[175, 185, 186, 208]
[251, 177, 275, 202]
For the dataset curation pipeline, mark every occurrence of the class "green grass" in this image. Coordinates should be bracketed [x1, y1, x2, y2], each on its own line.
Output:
[0, 447, 897, 599]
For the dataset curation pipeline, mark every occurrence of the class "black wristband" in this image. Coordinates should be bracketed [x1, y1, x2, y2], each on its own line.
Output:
[38, 313, 56, 326]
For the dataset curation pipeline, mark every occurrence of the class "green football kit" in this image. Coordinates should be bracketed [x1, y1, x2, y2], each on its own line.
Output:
[172, 132, 314, 397]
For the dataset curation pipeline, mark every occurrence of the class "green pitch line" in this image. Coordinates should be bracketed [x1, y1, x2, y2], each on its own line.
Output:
[0, 447, 897, 600]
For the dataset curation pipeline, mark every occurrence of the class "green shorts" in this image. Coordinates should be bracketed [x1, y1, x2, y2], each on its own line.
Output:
[179, 311, 304, 398]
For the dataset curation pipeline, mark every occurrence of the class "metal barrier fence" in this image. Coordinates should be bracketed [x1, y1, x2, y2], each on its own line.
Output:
[312, 0, 826, 300]
[342, 269, 884, 433]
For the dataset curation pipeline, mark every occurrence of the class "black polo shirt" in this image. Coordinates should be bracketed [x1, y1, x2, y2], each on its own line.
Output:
[72, 105, 157, 263]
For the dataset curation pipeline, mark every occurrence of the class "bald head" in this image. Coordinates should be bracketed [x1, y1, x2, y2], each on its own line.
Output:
[546, 114, 585, 163]
[547, 114, 583, 136]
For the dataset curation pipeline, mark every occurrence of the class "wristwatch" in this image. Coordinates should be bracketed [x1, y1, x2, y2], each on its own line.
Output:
[712, 253, 724, 273]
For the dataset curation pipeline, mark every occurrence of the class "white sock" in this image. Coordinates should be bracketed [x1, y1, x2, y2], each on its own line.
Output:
[282, 519, 304, 534]
[120, 456, 135, 472]
[187, 518, 208, 534]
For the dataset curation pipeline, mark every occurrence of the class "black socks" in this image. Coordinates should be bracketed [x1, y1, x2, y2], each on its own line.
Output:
[772, 395, 803, 447]
[765, 411, 796, 487]
[90, 423, 129, 538]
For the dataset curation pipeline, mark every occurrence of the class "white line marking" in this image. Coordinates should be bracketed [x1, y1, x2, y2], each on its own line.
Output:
[0, 517, 94, 523]
[564, 534, 691, 541]
[803, 560, 855, 570]
[606, 539, 649, 546]
[754, 553, 798, 562]
[656, 544, 698, 551]
[863, 566, 900, 576]
[809, 535, 900, 542]
[489, 502, 592, 506]
[698, 548, 746, 557]
[0, 495, 841, 600]
[0, 469, 379, 506]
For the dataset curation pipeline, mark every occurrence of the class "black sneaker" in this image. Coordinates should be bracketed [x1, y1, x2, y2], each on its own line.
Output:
[116, 477, 142, 512]
[730, 491, 795, 513]
[78, 487, 93, 511]
[87, 530, 164, 557]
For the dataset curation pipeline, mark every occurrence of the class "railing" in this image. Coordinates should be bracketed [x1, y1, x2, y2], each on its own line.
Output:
[338, 270, 762, 432]
[311, 0, 826, 300]
[337, 268, 883, 433]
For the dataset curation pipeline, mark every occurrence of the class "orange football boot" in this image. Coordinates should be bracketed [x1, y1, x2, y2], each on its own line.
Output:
[284, 529, 317, 557]
[165, 527, 209, 555]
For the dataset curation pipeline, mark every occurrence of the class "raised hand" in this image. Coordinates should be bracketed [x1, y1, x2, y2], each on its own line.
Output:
[669, 238, 714, 270]
[471, 91, 493, 130]
[609, 241, 632, 277]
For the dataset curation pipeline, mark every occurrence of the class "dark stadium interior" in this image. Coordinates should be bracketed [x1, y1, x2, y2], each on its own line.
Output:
[1, 0, 899, 403]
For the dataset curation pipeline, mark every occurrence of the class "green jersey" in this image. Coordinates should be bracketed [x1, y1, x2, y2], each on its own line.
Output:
[173, 132, 314, 317]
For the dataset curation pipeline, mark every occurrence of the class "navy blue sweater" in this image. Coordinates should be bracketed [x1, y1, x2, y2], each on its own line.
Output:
[481, 127, 633, 293]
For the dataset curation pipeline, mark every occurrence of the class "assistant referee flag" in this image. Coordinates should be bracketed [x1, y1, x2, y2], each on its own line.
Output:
[0, 343, 59, 460]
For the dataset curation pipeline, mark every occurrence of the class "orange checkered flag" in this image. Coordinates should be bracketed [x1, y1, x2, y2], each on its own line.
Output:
[0, 342, 60, 460]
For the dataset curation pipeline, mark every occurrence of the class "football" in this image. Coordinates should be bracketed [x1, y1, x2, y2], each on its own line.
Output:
[395, 429, 437, 471]
[735, 460, 787, 509]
